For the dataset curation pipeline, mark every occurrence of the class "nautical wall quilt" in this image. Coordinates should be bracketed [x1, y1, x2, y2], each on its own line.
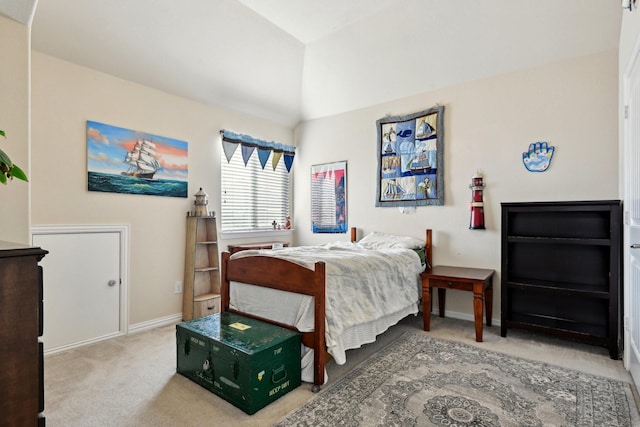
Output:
[376, 106, 444, 207]
[87, 121, 188, 198]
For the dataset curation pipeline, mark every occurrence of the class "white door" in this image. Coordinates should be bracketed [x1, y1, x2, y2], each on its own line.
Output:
[32, 226, 127, 353]
[624, 47, 640, 388]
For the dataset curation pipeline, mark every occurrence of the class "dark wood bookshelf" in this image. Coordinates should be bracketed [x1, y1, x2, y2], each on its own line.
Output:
[500, 200, 622, 359]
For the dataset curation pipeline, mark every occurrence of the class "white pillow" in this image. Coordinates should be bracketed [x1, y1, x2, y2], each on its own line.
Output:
[358, 231, 424, 249]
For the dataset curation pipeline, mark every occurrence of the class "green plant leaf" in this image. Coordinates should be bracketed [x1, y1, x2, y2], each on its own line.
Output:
[0, 130, 29, 184]
[10, 164, 28, 182]
[0, 148, 12, 167]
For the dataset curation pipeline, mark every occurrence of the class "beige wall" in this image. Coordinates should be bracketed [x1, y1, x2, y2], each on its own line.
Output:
[30, 48, 618, 326]
[0, 15, 30, 243]
[31, 52, 293, 325]
[293, 50, 619, 320]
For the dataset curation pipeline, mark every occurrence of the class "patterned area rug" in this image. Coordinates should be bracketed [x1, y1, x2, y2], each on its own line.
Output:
[274, 332, 639, 426]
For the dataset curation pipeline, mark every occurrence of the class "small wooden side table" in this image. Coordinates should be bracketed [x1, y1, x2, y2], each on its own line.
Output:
[421, 265, 495, 342]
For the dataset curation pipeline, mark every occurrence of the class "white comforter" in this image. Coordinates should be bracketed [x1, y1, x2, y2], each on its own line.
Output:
[230, 241, 424, 365]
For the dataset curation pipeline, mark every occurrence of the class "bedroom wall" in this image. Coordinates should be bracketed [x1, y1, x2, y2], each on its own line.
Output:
[0, 15, 31, 243]
[29, 48, 618, 328]
[30, 52, 293, 326]
[293, 50, 619, 322]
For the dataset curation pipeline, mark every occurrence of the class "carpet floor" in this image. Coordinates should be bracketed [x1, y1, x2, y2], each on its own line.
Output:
[44, 315, 638, 426]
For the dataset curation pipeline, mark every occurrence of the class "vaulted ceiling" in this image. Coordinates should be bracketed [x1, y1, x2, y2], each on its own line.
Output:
[2, 0, 623, 127]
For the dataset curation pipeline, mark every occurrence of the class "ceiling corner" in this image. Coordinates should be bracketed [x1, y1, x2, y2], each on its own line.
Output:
[0, 0, 38, 25]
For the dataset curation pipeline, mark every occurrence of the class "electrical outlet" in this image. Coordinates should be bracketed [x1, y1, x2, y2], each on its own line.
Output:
[174, 280, 183, 294]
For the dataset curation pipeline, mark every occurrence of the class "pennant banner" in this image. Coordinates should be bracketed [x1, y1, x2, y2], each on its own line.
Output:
[284, 153, 294, 173]
[222, 139, 239, 162]
[220, 129, 295, 173]
[272, 151, 283, 171]
[257, 148, 271, 169]
[241, 145, 255, 166]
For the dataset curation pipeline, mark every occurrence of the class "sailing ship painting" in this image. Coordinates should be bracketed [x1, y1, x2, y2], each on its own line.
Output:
[122, 139, 160, 179]
[87, 121, 188, 198]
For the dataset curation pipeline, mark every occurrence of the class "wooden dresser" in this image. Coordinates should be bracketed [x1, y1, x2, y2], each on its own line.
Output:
[0, 241, 48, 426]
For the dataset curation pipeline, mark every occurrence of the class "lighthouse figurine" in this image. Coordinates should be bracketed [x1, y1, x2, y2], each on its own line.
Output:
[469, 172, 485, 229]
[193, 187, 209, 217]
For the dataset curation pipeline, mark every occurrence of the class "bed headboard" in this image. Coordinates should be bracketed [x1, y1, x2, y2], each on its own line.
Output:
[350, 227, 433, 268]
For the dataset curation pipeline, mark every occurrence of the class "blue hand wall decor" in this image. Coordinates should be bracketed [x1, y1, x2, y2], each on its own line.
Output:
[523, 142, 555, 172]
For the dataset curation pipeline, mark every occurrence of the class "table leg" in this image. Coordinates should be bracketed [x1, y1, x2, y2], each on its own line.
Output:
[485, 280, 493, 327]
[437, 288, 446, 318]
[422, 284, 431, 331]
[472, 281, 484, 342]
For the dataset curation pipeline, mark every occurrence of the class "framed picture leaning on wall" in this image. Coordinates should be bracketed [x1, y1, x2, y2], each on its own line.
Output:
[376, 106, 444, 207]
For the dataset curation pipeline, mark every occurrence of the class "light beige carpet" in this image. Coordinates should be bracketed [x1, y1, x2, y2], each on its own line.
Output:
[44, 315, 636, 426]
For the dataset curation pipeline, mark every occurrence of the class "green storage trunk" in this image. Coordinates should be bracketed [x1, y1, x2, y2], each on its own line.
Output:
[176, 312, 301, 414]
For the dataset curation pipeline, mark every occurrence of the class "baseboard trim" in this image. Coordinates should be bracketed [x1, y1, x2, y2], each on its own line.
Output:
[44, 331, 125, 356]
[128, 313, 183, 334]
[44, 313, 183, 357]
[428, 308, 501, 327]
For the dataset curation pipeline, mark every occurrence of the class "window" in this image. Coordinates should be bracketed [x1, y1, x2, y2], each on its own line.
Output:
[221, 140, 292, 233]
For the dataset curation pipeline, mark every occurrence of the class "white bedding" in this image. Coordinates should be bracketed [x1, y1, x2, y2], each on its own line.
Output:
[229, 240, 424, 380]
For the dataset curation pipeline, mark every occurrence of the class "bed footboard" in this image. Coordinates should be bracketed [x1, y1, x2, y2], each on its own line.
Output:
[220, 251, 327, 390]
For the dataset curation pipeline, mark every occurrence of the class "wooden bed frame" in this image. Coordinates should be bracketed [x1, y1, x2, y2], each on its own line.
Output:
[220, 228, 432, 391]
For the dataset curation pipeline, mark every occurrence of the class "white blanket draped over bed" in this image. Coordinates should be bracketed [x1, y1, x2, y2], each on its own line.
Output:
[229, 241, 424, 369]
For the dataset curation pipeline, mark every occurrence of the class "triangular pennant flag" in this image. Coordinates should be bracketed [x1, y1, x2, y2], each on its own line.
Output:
[241, 145, 255, 166]
[222, 140, 239, 163]
[272, 151, 283, 171]
[257, 148, 271, 169]
[284, 153, 294, 173]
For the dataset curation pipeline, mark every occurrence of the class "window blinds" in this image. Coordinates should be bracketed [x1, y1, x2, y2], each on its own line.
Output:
[220, 131, 292, 232]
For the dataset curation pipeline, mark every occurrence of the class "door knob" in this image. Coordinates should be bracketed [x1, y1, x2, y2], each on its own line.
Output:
[108, 279, 117, 286]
